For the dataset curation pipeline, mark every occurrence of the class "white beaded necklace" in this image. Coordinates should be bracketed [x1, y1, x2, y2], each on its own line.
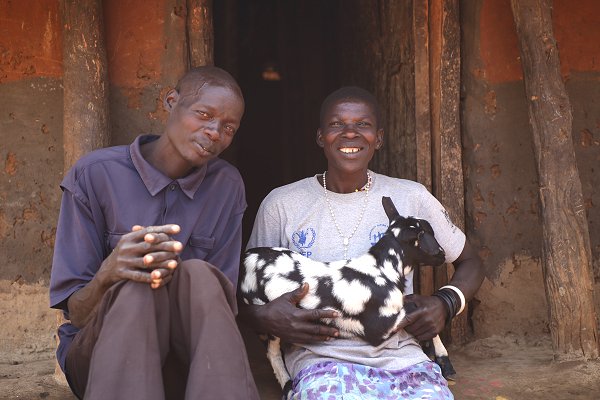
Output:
[322, 170, 372, 259]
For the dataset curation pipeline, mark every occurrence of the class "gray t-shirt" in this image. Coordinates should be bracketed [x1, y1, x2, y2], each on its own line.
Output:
[247, 171, 466, 378]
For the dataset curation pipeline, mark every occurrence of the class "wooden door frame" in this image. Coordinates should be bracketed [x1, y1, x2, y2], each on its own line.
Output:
[413, 0, 468, 344]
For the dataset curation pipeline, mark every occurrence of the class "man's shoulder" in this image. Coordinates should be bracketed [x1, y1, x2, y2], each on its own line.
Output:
[69, 144, 129, 170]
[70, 145, 129, 174]
[207, 157, 243, 185]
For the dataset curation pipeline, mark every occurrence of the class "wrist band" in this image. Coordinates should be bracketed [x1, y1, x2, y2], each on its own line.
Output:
[439, 285, 466, 315]
[432, 289, 457, 323]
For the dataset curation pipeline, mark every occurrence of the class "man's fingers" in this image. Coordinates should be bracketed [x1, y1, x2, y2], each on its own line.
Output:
[121, 269, 152, 283]
[153, 274, 172, 289]
[145, 224, 181, 235]
[143, 240, 182, 254]
[144, 232, 170, 244]
[142, 251, 180, 268]
[150, 268, 173, 289]
[128, 224, 181, 241]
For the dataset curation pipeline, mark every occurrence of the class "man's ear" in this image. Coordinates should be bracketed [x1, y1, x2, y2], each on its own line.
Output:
[164, 89, 180, 112]
[375, 128, 384, 149]
[316, 129, 324, 148]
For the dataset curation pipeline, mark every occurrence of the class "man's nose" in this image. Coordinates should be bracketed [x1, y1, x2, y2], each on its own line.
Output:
[204, 121, 221, 141]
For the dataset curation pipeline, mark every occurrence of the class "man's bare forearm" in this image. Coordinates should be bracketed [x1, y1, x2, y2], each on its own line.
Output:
[67, 269, 113, 328]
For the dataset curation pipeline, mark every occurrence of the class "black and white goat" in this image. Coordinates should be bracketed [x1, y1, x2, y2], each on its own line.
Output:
[239, 196, 455, 397]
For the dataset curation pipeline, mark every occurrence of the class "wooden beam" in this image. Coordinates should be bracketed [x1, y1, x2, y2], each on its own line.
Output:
[511, 0, 599, 359]
[429, 0, 468, 345]
[414, 2, 433, 196]
[414, 1, 435, 299]
[61, 0, 110, 172]
[187, 0, 214, 67]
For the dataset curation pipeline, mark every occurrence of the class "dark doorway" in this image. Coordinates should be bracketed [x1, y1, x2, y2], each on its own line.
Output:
[214, 0, 343, 246]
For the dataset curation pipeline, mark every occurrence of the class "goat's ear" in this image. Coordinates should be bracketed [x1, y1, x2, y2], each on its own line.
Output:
[382, 196, 400, 220]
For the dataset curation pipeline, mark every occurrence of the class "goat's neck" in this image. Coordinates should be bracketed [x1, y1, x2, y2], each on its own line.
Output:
[368, 234, 405, 283]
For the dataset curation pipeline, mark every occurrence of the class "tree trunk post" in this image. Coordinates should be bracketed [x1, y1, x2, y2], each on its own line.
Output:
[511, 0, 599, 360]
[186, 0, 214, 67]
[62, 0, 110, 172]
[57, 0, 110, 384]
[428, 0, 468, 345]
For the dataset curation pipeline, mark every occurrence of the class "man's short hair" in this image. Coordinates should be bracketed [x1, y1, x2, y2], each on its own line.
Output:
[319, 86, 381, 128]
[175, 66, 244, 107]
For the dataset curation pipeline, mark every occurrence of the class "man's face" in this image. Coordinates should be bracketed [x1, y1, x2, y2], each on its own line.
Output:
[316, 99, 383, 174]
[165, 84, 244, 168]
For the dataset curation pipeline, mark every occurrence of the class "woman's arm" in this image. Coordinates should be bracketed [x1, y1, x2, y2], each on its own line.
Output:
[402, 240, 484, 340]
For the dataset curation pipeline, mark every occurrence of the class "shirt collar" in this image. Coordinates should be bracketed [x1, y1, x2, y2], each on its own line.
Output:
[129, 135, 207, 199]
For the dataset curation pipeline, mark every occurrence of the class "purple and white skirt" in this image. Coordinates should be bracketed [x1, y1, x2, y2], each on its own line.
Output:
[290, 360, 454, 400]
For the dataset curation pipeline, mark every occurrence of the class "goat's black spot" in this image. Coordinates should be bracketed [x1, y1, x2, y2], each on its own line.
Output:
[313, 276, 343, 312]
[285, 263, 303, 283]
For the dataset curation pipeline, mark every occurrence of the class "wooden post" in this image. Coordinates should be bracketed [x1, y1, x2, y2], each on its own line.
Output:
[428, 0, 468, 345]
[414, 0, 435, 299]
[186, 0, 214, 67]
[57, 0, 110, 384]
[511, 0, 599, 359]
[62, 0, 110, 172]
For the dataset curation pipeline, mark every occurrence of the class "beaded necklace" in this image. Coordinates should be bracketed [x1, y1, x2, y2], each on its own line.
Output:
[322, 170, 372, 259]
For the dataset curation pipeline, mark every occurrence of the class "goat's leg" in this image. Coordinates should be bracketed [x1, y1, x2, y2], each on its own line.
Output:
[431, 335, 456, 380]
[266, 337, 293, 399]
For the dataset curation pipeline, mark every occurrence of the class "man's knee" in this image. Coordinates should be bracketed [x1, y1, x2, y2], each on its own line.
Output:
[175, 260, 237, 311]
[107, 279, 154, 307]
[177, 260, 231, 289]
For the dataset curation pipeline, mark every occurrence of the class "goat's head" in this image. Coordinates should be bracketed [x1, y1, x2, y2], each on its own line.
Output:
[381, 196, 446, 267]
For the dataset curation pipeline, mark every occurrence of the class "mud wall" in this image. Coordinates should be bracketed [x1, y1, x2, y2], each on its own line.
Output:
[1, 1, 63, 282]
[0, 0, 187, 284]
[461, 0, 600, 338]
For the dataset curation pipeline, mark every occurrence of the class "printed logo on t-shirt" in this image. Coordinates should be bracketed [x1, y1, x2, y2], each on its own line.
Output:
[292, 227, 316, 258]
[369, 223, 388, 245]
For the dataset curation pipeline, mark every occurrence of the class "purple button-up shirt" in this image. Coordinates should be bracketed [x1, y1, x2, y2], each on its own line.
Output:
[49, 134, 246, 373]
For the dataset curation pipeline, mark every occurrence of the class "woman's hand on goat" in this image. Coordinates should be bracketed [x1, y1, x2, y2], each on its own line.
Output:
[255, 283, 340, 343]
[401, 294, 447, 341]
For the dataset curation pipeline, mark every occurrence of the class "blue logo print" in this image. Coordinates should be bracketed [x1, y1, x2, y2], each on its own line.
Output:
[292, 228, 316, 258]
[369, 224, 388, 245]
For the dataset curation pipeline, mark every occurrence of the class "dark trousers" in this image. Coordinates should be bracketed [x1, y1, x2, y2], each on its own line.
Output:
[65, 260, 259, 400]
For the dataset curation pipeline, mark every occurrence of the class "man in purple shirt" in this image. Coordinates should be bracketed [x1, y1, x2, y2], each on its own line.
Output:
[49, 66, 259, 399]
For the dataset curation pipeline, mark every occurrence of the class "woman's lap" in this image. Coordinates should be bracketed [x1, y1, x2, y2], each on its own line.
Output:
[291, 361, 453, 400]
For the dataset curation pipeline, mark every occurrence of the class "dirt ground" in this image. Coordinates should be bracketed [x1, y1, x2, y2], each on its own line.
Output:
[1, 281, 599, 400]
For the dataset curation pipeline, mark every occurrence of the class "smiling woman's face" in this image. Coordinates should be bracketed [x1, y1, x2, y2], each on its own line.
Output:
[316, 99, 383, 176]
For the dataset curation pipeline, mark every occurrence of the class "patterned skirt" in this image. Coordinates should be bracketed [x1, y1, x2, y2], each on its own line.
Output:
[290, 360, 453, 400]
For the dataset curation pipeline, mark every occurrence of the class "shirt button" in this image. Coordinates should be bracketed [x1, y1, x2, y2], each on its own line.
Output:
[169, 184, 176, 191]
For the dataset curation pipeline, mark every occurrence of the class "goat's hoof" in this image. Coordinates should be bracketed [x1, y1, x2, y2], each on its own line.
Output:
[435, 356, 457, 380]
[281, 380, 293, 400]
